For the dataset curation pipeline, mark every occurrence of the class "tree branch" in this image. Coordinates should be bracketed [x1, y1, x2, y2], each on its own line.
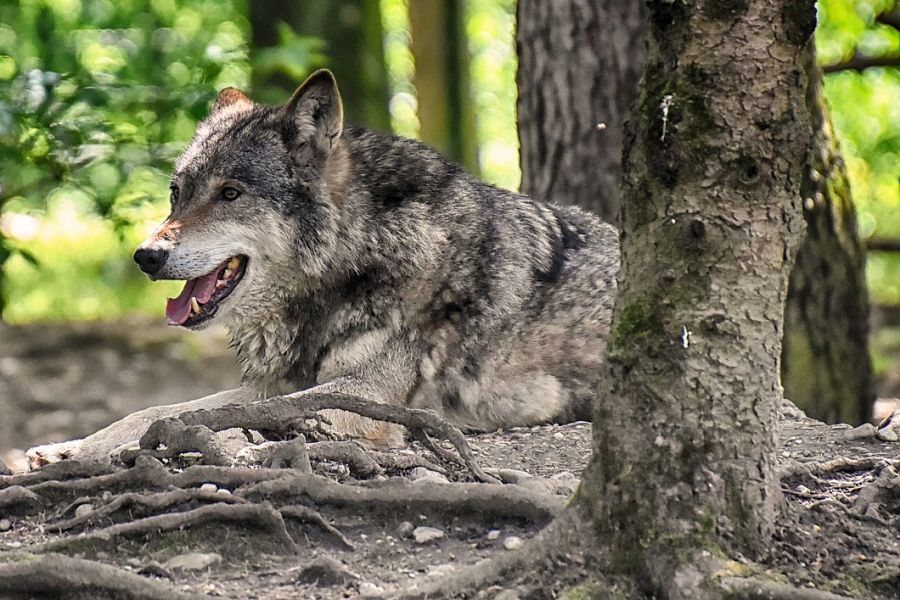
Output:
[821, 53, 900, 74]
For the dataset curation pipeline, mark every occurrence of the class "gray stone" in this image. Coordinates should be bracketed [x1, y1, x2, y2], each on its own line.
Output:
[359, 582, 385, 598]
[295, 556, 359, 586]
[0, 519, 10, 531]
[396, 521, 415, 539]
[876, 410, 900, 442]
[843, 423, 875, 441]
[408, 467, 450, 484]
[163, 552, 222, 571]
[199, 483, 218, 493]
[486, 529, 501, 541]
[413, 526, 445, 544]
[74, 503, 94, 519]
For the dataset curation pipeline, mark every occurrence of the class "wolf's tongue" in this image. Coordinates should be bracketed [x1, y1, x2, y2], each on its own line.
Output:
[165, 269, 220, 326]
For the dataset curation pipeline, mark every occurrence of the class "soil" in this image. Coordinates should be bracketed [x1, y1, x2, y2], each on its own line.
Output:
[1, 321, 899, 599]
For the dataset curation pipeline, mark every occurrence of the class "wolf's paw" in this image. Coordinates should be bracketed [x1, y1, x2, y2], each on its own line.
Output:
[26, 440, 84, 470]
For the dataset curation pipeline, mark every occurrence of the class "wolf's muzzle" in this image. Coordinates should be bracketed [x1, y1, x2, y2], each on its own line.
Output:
[133, 247, 169, 276]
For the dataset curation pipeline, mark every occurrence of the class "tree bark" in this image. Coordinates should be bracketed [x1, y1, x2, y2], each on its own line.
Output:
[250, 0, 392, 132]
[515, 0, 646, 224]
[577, 0, 814, 592]
[781, 49, 874, 425]
[409, 0, 479, 173]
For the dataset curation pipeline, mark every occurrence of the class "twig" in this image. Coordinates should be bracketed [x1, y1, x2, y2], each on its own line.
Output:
[279, 505, 355, 550]
[0, 553, 207, 600]
[821, 52, 900, 74]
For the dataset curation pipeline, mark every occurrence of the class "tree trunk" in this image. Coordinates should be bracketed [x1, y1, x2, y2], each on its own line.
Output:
[515, 0, 646, 224]
[409, 0, 479, 173]
[781, 49, 874, 425]
[250, 0, 392, 132]
[577, 0, 814, 592]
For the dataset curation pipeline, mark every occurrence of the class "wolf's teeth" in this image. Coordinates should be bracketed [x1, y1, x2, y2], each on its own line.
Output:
[215, 280, 227, 289]
[223, 268, 233, 280]
[227, 257, 240, 271]
[190, 297, 201, 315]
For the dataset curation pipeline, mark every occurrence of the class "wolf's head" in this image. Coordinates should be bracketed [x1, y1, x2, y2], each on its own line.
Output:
[134, 70, 349, 329]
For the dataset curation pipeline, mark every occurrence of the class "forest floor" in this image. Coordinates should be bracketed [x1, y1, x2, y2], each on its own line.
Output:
[1, 320, 899, 599]
[0, 404, 898, 599]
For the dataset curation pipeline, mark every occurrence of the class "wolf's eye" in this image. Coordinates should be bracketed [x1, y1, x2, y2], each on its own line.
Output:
[169, 184, 180, 203]
[221, 186, 241, 201]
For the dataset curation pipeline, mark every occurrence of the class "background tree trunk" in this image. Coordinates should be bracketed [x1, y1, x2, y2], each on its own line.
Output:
[515, 0, 873, 427]
[577, 0, 813, 591]
[515, 0, 646, 224]
[250, 0, 392, 131]
[409, 0, 479, 173]
[781, 48, 874, 425]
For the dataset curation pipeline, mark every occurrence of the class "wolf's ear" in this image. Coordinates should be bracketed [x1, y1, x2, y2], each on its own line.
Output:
[211, 87, 253, 116]
[282, 69, 344, 157]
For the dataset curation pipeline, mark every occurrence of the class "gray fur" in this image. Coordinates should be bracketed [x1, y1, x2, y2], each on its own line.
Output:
[27, 70, 618, 464]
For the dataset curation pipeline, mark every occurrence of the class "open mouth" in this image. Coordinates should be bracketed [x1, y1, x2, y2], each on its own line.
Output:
[166, 255, 248, 328]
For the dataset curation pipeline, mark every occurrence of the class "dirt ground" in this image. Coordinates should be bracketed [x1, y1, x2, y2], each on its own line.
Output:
[0, 407, 898, 599]
[1, 321, 899, 599]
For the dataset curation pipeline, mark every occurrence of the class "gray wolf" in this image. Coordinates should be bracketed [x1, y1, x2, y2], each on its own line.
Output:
[28, 70, 618, 465]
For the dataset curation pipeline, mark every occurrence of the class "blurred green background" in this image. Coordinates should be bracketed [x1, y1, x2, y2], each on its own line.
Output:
[0, 0, 896, 326]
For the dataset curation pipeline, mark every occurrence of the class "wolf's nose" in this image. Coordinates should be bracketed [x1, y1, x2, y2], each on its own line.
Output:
[133, 247, 168, 276]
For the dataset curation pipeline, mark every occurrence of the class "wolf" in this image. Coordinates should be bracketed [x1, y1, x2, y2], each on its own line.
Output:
[27, 70, 618, 466]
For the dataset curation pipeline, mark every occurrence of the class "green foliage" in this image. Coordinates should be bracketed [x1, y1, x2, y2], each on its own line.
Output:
[0, 0, 251, 320]
[817, 0, 900, 304]
[0, 0, 898, 322]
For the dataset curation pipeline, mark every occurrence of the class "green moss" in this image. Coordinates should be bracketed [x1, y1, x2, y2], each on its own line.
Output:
[611, 299, 667, 353]
[560, 583, 606, 600]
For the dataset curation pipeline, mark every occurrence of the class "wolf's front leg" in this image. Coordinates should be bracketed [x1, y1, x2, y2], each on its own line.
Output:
[26, 387, 259, 468]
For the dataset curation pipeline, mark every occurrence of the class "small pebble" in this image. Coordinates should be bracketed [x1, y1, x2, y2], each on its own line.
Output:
[486, 529, 501, 541]
[164, 552, 222, 572]
[427, 563, 455, 577]
[74, 504, 94, 519]
[413, 526, 444, 544]
[0, 519, 11, 532]
[503, 536, 524, 551]
[216, 488, 231, 496]
[199, 483, 218, 493]
[6, 541, 21, 549]
[408, 467, 450, 484]
[396, 521, 415, 539]
[359, 582, 385, 598]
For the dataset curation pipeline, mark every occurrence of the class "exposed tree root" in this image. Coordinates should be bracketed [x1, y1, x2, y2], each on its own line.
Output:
[307, 440, 382, 478]
[279, 504, 355, 550]
[721, 577, 857, 600]
[139, 391, 499, 483]
[0, 485, 46, 514]
[0, 553, 206, 599]
[238, 473, 563, 522]
[396, 508, 599, 598]
[780, 456, 900, 483]
[266, 434, 312, 472]
[38, 501, 297, 554]
[0, 461, 115, 489]
[50, 488, 246, 532]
